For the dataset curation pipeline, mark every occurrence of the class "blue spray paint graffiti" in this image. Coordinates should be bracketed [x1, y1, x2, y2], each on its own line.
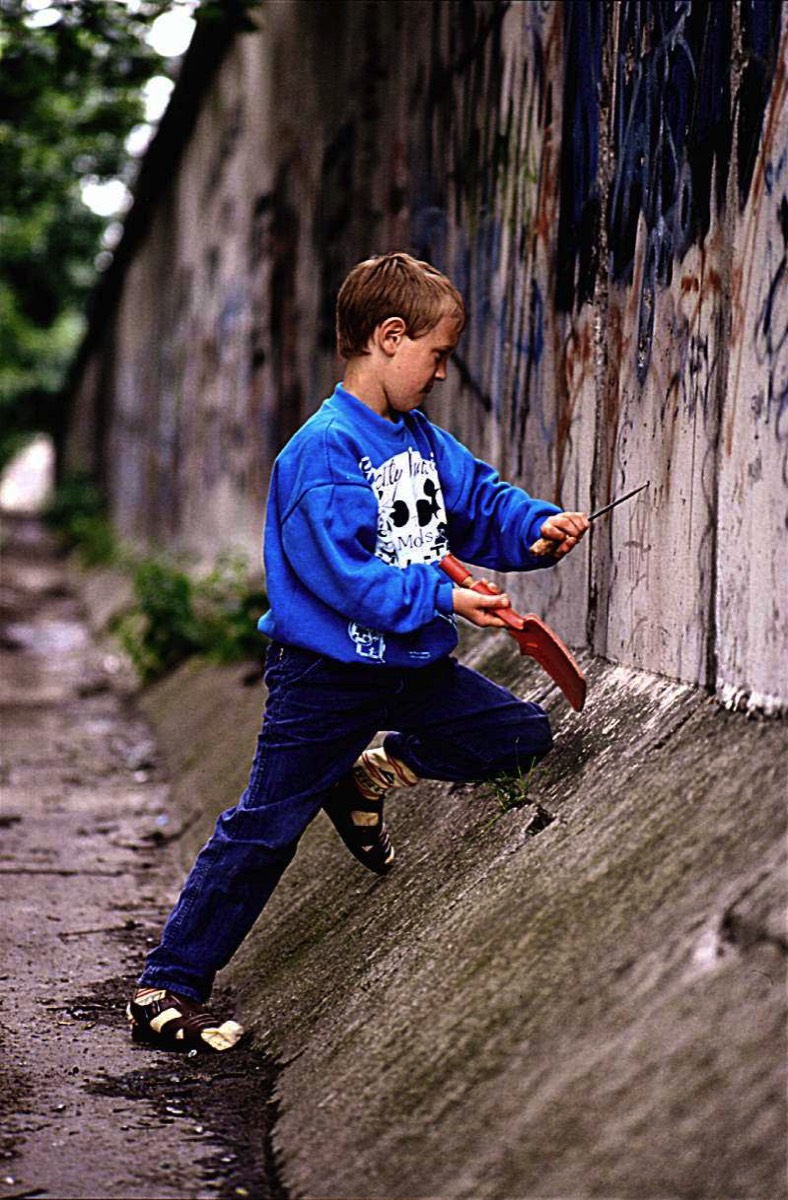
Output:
[555, 0, 602, 312]
[412, 0, 554, 473]
[739, 0, 784, 205]
[609, 1, 732, 382]
[313, 0, 781, 452]
[755, 193, 788, 447]
[609, 1, 730, 287]
[606, 0, 781, 383]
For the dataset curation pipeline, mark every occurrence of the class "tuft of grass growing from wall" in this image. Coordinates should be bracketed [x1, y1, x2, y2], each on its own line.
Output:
[484, 762, 537, 813]
[482, 760, 559, 841]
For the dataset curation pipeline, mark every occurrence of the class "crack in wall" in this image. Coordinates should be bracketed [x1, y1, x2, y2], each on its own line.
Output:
[524, 803, 557, 837]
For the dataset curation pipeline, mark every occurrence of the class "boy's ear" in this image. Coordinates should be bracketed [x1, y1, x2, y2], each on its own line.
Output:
[376, 316, 408, 357]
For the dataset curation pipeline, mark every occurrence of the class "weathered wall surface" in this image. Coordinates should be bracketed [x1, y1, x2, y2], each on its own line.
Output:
[66, 0, 787, 708]
[137, 638, 787, 1200]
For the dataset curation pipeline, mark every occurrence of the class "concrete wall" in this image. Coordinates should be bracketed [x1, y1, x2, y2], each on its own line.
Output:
[66, 0, 787, 710]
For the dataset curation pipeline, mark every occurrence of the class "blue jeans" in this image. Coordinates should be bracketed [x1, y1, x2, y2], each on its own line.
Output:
[139, 643, 552, 1000]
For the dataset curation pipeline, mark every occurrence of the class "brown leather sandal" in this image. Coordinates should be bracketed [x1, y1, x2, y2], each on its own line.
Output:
[323, 776, 395, 876]
[126, 987, 244, 1052]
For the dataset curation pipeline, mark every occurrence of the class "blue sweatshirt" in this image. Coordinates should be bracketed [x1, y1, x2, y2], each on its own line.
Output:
[258, 384, 560, 668]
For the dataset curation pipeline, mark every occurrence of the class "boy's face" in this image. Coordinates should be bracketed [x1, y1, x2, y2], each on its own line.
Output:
[382, 313, 461, 417]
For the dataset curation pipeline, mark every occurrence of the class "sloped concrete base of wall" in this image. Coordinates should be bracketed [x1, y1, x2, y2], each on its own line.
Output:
[137, 638, 787, 1200]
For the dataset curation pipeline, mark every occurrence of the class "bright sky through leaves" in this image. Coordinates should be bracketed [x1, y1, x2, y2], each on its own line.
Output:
[78, 3, 196, 216]
[79, 177, 133, 219]
[147, 6, 196, 56]
[142, 74, 175, 122]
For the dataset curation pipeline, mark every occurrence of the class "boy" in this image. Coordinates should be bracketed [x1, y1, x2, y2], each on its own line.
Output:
[127, 252, 588, 1051]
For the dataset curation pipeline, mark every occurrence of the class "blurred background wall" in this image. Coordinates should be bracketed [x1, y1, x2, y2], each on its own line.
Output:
[64, 0, 787, 711]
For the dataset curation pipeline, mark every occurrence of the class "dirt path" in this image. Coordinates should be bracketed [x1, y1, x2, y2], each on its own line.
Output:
[0, 515, 287, 1200]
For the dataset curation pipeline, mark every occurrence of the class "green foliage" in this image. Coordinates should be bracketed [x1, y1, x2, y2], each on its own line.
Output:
[66, 514, 120, 566]
[47, 471, 268, 683]
[114, 552, 268, 684]
[191, 552, 270, 665]
[0, 0, 262, 467]
[116, 559, 203, 681]
[45, 472, 105, 529]
[0, 1, 172, 462]
[44, 471, 119, 565]
[0, 288, 85, 409]
[484, 763, 537, 814]
[1, 1, 163, 315]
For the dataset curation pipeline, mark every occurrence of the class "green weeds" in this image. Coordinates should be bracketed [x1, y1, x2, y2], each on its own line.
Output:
[484, 761, 537, 813]
[46, 473, 268, 683]
[114, 553, 268, 683]
[45, 473, 119, 566]
[481, 762, 558, 840]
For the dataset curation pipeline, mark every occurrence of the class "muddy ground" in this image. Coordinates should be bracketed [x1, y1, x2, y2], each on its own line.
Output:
[2, 512, 786, 1199]
[0, 515, 286, 1200]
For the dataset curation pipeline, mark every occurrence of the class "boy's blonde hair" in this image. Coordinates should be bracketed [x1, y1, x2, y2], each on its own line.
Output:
[336, 251, 466, 360]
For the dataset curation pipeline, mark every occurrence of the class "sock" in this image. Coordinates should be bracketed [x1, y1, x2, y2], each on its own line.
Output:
[350, 747, 419, 825]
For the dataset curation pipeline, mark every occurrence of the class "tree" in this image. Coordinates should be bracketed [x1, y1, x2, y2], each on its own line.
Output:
[0, 0, 173, 468]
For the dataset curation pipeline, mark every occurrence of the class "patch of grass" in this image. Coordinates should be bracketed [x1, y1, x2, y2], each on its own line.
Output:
[484, 761, 538, 814]
[114, 558, 201, 681]
[47, 473, 268, 683]
[478, 764, 558, 840]
[191, 552, 269, 666]
[44, 473, 121, 566]
[113, 552, 268, 684]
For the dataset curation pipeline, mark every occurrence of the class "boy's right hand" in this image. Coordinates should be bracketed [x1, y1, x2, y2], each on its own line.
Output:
[452, 583, 512, 628]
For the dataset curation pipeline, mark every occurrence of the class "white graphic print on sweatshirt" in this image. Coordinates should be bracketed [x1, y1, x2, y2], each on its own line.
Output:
[359, 448, 450, 568]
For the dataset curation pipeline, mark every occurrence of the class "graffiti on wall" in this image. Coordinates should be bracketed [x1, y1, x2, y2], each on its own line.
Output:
[72, 0, 786, 695]
[607, 0, 781, 382]
[307, 0, 783, 503]
[411, 0, 558, 484]
[757, 190, 787, 455]
[729, 32, 788, 483]
[555, 0, 601, 313]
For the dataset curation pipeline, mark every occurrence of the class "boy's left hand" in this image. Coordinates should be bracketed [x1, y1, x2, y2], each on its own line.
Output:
[537, 511, 589, 558]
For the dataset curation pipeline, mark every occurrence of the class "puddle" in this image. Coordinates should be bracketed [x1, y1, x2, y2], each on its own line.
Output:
[89, 1047, 288, 1200]
[51, 975, 290, 1199]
